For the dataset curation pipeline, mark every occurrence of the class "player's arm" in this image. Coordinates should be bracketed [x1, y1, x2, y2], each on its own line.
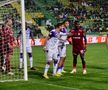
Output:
[43, 32, 51, 52]
[83, 30, 87, 51]
[58, 32, 68, 42]
[30, 31, 35, 45]
[16, 31, 22, 46]
[43, 36, 50, 52]
[67, 30, 73, 44]
[11, 35, 16, 46]
[83, 31, 87, 45]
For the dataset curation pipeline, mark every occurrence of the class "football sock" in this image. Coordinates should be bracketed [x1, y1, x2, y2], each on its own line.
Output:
[44, 62, 50, 75]
[53, 60, 58, 74]
[30, 57, 33, 68]
[19, 53, 23, 68]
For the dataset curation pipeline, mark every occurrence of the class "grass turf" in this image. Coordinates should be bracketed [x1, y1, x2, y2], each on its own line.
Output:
[0, 43, 108, 90]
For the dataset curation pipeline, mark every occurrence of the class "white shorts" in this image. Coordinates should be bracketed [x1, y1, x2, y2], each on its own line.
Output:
[20, 46, 32, 53]
[46, 49, 58, 61]
[58, 45, 66, 58]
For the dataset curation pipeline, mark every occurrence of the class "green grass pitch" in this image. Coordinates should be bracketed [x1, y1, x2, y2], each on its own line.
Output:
[0, 43, 108, 90]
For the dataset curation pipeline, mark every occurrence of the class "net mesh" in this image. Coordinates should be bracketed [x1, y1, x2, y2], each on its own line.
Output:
[0, 0, 24, 82]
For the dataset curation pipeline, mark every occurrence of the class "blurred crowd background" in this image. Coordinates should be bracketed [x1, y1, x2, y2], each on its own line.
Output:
[0, 0, 108, 38]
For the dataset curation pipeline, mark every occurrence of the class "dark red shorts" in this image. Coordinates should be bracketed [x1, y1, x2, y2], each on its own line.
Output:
[73, 49, 85, 55]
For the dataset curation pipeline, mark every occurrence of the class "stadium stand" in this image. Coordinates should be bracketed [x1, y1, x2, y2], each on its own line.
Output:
[1, 0, 107, 37]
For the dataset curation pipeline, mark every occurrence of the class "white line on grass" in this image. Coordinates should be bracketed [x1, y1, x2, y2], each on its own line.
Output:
[47, 83, 80, 90]
[35, 81, 80, 90]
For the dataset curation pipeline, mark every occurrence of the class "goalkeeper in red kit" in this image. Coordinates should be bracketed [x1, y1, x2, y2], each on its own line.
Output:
[68, 21, 87, 75]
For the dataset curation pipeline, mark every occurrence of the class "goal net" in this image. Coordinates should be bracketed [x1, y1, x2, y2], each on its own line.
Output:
[0, 0, 28, 82]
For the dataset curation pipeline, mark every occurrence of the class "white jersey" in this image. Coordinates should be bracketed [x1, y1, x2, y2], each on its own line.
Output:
[58, 28, 67, 58]
[46, 29, 60, 50]
[59, 28, 67, 46]
[20, 28, 32, 47]
[25, 28, 31, 47]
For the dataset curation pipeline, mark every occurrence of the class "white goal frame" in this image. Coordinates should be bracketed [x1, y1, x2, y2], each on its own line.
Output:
[0, 0, 28, 82]
[21, 0, 28, 81]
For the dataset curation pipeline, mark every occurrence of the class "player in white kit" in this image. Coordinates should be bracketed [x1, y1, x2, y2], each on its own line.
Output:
[57, 20, 70, 76]
[17, 25, 35, 70]
[43, 23, 63, 79]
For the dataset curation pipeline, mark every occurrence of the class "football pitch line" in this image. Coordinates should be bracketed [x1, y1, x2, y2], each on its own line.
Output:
[46, 83, 80, 90]
[35, 80, 80, 90]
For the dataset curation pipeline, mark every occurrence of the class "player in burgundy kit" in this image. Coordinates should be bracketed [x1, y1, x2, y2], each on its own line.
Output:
[2, 19, 15, 75]
[68, 21, 87, 75]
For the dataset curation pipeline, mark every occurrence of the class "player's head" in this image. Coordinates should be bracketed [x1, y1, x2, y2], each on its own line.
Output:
[74, 21, 80, 30]
[4, 18, 12, 28]
[55, 23, 63, 31]
[6, 17, 13, 27]
[62, 20, 70, 28]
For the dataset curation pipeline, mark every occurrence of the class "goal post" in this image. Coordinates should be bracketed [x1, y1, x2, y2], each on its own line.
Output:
[0, 0, 28, 82]
[21, 0, 28, 81]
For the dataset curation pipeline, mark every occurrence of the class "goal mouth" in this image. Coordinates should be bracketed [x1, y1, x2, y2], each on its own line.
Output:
[0, 0, 28, 82]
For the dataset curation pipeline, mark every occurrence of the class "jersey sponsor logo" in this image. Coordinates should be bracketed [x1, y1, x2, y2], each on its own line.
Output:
[73, 37, 81, 39]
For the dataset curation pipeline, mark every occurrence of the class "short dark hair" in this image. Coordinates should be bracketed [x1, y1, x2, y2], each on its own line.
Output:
[62, 19, 69, 24]
[55, 23, 62, 28]
[74, 20, 79, 25]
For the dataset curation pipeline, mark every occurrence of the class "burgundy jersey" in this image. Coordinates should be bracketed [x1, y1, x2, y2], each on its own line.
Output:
[70, 29, 85, 53]
[1, 27, 14, 54]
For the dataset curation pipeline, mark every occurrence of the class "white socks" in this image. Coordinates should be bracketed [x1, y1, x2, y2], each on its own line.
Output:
[19, 58, 23, 68]
[44, 64, 50, 75]
[30, 57, 33, 68]
[20, 57, 33, 68]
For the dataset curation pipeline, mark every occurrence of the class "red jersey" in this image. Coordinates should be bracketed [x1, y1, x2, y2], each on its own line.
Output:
[1, 27, 14, 54]
[70, 29, 85, 53]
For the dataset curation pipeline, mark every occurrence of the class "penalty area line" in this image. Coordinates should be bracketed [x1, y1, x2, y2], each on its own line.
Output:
[35, 81, 80, 90]
[47, 83, 80, 90]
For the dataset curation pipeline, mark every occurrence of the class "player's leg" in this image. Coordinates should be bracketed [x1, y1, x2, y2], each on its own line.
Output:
[57, 57, 64, 74]
[5, 45, 14, 75]
[61, 45, 66, 73]
[19, 53, 23, 69]
[57, 47, 62, 75]
[0, 50, 4, 72]
[5, 53, 13, 75]
[43, 50, 52, 79]
[53, 51, 59, 75]
[27, 47, 35, 70]
[57, 46, 66, 75]
[80, 50, 86, 74]
[5, 54, 10, 72]
[70, 53, 78, 74]
[19, 45, 23, 69]
[8, 48, 14, 75]
[53, 59, 58, 75]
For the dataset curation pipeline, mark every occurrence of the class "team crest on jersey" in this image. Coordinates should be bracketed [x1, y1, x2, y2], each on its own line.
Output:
[78, 33, 80, 35]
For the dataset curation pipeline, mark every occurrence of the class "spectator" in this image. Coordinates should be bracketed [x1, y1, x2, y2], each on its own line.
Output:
[34, 25, 43, 38]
